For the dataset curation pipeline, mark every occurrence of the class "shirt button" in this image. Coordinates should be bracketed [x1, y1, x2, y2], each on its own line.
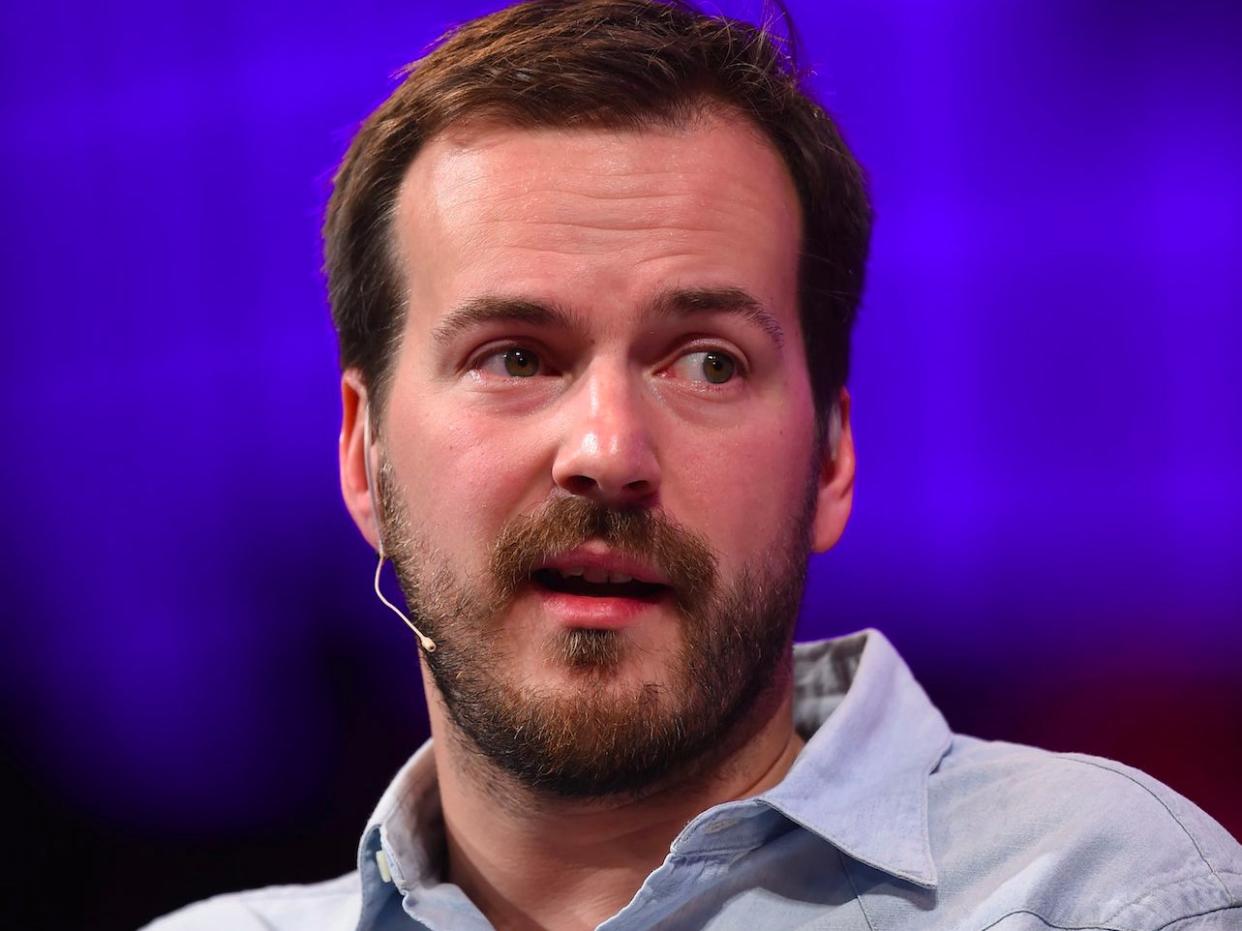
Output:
[375, 848, 394, 884]
[704, 817, 738, 835]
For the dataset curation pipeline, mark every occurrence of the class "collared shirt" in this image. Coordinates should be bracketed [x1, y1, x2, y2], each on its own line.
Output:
[145, 628, 1242, 930]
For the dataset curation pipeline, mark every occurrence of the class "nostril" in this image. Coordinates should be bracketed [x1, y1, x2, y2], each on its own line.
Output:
[564, 475, 598, 495]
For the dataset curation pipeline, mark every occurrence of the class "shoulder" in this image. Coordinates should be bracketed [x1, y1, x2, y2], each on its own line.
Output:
[927, 735, 1242, 929]
[140, 871, 361, 931]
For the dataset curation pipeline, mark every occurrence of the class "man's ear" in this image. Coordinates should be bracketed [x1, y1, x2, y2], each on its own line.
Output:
[810, 387, 856, 554]
[339, 369, 380, 551]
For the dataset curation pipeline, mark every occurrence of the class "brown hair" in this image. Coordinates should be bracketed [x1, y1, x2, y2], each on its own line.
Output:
[323, 0, 871, 441]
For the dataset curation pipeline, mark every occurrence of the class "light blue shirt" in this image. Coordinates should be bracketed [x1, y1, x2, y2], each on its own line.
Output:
[146, 628, 1242, 930]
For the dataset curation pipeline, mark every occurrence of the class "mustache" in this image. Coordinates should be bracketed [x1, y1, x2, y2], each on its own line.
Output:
[489, 497, 717, 610]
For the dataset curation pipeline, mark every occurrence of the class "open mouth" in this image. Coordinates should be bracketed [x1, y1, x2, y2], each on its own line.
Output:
[531, 568, 669, 600]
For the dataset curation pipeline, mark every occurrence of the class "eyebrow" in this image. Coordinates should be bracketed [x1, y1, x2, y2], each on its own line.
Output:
[431, 286, 784, 350]
[645, 286, 785, 349]
[431, 296, 578, 344]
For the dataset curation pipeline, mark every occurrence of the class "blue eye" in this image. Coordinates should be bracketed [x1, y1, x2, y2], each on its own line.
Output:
[670, 350, 738, 384]
[479, 347, 541, 377]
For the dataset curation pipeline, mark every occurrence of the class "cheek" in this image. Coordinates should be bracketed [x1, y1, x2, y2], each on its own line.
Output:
[674, 416, 815, 571]
[390, 405, 548, 548]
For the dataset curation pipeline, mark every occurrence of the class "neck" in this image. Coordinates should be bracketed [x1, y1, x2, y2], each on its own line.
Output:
[424, 668, 804, 931]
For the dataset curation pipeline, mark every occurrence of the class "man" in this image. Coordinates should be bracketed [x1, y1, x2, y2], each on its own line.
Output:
[148, 0, 1242, 928]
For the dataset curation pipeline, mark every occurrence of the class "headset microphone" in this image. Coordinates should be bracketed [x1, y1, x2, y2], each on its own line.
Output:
[362, 411, 437, 654]
[828, 401, 842, 462]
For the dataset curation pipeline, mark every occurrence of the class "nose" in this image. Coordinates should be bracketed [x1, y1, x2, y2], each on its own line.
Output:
[551, 362, 660, 508]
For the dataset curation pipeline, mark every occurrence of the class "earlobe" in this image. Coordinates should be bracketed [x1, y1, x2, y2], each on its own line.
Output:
[810, 388, 856, 554]
[339, 370, 381, 551]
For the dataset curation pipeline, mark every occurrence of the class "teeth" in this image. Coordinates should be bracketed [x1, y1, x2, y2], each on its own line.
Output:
[552, 567, 639, 584]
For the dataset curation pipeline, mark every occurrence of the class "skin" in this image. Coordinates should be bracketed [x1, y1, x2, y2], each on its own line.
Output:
[338, 110, 856, 930]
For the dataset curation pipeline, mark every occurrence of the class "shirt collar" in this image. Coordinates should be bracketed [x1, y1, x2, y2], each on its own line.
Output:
[760, 627, 951, 888]
[356, 626, 952, 910]
[358, 738, 443, 898]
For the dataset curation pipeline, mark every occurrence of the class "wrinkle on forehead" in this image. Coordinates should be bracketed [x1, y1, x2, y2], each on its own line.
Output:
[389, 110, 804, 341]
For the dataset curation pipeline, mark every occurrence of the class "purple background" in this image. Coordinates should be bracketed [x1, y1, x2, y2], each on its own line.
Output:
[2, 1, 1239, 928]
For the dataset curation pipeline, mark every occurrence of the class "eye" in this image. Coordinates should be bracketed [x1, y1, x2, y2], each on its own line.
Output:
[668, 349, 740, 385]
[476, 346, 543, 378]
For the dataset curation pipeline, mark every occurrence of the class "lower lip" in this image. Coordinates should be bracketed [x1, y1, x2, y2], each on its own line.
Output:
[531, 586, 671, 629]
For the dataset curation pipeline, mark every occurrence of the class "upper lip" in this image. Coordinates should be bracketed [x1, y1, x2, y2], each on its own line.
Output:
[536, 545, 671, 586]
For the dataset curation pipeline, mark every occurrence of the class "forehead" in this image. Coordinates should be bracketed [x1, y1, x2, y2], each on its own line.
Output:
[390, 111, 803, 333]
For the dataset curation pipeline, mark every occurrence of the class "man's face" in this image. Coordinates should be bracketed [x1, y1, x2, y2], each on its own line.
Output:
[343, 110, 853, 796]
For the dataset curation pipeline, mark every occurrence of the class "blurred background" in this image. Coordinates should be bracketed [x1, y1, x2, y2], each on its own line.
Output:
[1, 0, 1239, 928]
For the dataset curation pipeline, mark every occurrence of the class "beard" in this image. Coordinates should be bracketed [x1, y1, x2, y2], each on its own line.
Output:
[377, 462, 817, 800]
